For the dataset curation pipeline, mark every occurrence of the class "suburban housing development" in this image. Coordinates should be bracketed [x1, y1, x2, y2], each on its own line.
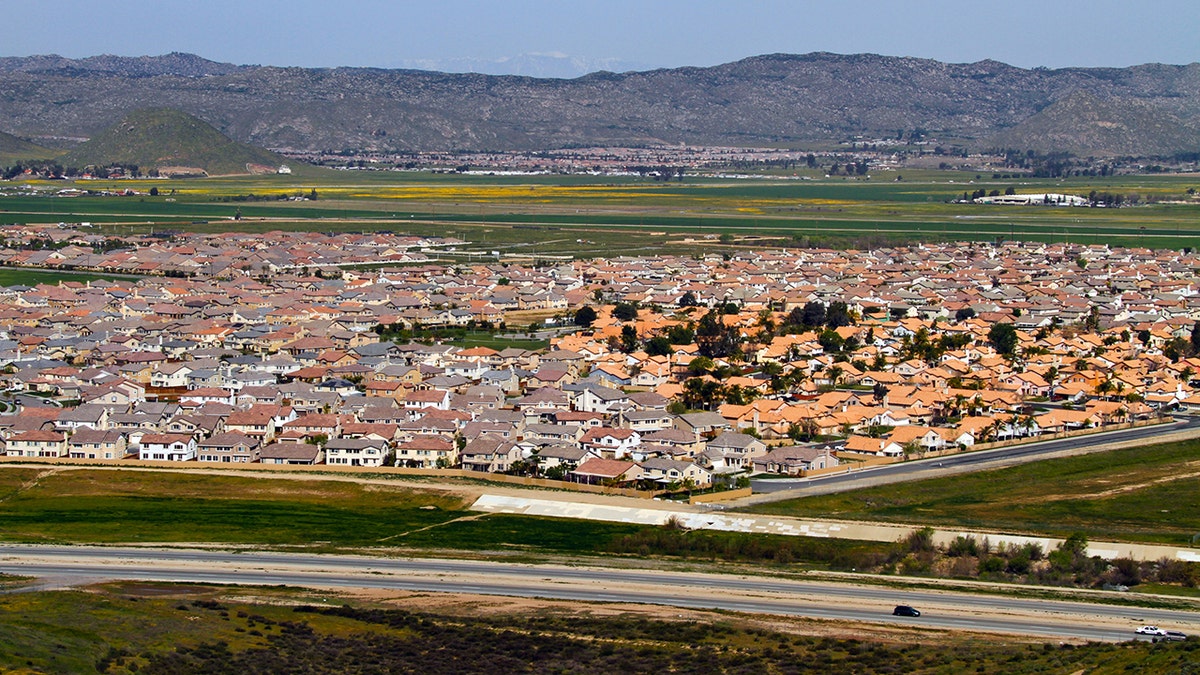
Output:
[1, 221, 1196, 493]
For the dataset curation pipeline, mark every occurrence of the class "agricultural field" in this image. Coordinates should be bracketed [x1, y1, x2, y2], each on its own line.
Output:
[2, 169, 1198, 255]
[4, 582, 1196, 674]
[745, 437, 1200, 547]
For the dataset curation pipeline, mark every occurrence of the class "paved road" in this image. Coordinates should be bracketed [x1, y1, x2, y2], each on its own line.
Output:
[749, 417, 1200, 498]
[1, 544, 1195, 643]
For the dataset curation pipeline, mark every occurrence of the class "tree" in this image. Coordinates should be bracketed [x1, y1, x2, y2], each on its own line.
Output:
[612, 302, 639, 322]
[826, 365, 844, 387]
[695, 309, 740, 358]
[825, 300, 852, 328]
[987, 322, 1018, 358]
[817, 328, 844, 353]
[645, 336, 674, 357]
[619, 324, 639, 353]
[954, 307, 976, 322]
[678, 290, 698, 307]
[573, 306, 597, 328]
[686, 356, 715, 376]
[790, 300, 825, 328]
[666, 324, 695, 345]
[148, 186, 159, 196]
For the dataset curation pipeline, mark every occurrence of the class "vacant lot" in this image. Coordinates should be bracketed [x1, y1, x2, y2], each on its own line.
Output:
[746, 438, 1200, 545]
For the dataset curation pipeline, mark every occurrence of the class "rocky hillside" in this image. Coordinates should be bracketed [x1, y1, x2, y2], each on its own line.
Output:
[0, 52, 1197, 156]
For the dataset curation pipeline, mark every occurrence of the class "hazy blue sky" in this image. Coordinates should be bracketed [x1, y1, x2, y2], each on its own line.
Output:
[4, 0, 1198, 73]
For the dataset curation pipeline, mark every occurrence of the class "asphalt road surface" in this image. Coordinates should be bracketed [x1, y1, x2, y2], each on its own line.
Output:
[1, 545, 1195, 643]
[751, 417, 1200, 496]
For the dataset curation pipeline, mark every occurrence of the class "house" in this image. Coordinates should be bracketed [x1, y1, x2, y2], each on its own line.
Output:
[639, 457, 713, 486]
[54, 404, 110, 432]
[528, 442, 595, 474]
[573, 384, 630, 414]
[460, 434, 522, 473]
[196, 432, 260, 463]
[150, 362, 194, 388]
[706, 431, 768, 461]
[579, 427, 641, 459]
[324, 438, 389, 467]
[393, 434, 456, 468]
[639, 428, 703, 456]
[620, 409, 675, 432]
[260, 442, 323, 465]
[752, 445, 840, 475]
[570, 457, 643, 486]
[4, 430, 67, 457]
[66, 428, 127, 459]
[886, 426, 947, 452]
[137, 433, 197, 461]
[674, 411, 731, 438]
[277, 413, 341, 443]
[842, 435, 904, 457]
[402, 388, 452, 410]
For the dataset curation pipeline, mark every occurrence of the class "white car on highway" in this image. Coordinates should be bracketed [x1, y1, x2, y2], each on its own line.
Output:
[1135, 625, 1167, 636]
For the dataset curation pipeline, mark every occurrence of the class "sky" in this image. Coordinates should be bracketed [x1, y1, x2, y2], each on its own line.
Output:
[4, 0, 1198, 75]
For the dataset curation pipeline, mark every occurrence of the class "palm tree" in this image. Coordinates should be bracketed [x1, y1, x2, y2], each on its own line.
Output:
[826, 365, 844, 388]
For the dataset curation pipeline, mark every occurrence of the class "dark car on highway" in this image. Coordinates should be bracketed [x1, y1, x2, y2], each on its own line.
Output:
[892, 605, 921, 617]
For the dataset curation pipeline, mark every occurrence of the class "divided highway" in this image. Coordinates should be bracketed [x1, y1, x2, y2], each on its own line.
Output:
[2, 545, 1197, 643]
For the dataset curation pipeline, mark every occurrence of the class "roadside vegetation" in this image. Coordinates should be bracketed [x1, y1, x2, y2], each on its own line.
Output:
[2, 468, 1198, 599]
[0, 582, 1197, 674]
[745, 436, 1200, 546]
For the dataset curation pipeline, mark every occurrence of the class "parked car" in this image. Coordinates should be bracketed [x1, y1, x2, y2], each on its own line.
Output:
[892, 605, 921, 617]
[1136, 626, 1166, 636]
[1164, 631, 1187, 641]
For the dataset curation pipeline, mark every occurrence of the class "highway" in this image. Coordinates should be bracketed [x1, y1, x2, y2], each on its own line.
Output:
[2, 544, 1197, 643]
[750, 416, 1200, 497]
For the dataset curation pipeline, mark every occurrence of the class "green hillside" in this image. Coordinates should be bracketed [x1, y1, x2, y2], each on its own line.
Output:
[0, 129, 53, 164]
[60, 108, 298, 176]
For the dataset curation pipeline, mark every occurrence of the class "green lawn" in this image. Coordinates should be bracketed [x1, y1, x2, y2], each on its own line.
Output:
[745, 437, 1200, 545]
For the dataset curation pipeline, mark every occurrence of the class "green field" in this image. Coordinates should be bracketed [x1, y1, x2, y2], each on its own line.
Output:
[745, 437, 1200, 545]
[3, 170, 1198, 255]
[0, 468, 893, 568]
[0, 268, 140, 286]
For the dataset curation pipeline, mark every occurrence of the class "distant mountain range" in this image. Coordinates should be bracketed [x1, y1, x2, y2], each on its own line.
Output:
[389, 53, 659, 79]
[0, 52, 1197, 157]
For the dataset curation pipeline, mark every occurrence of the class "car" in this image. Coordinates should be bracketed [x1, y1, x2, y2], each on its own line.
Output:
[1136, 626, 1167, 636]
[1164, 631, 1188, 642]
[892, 605, 921, 617]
